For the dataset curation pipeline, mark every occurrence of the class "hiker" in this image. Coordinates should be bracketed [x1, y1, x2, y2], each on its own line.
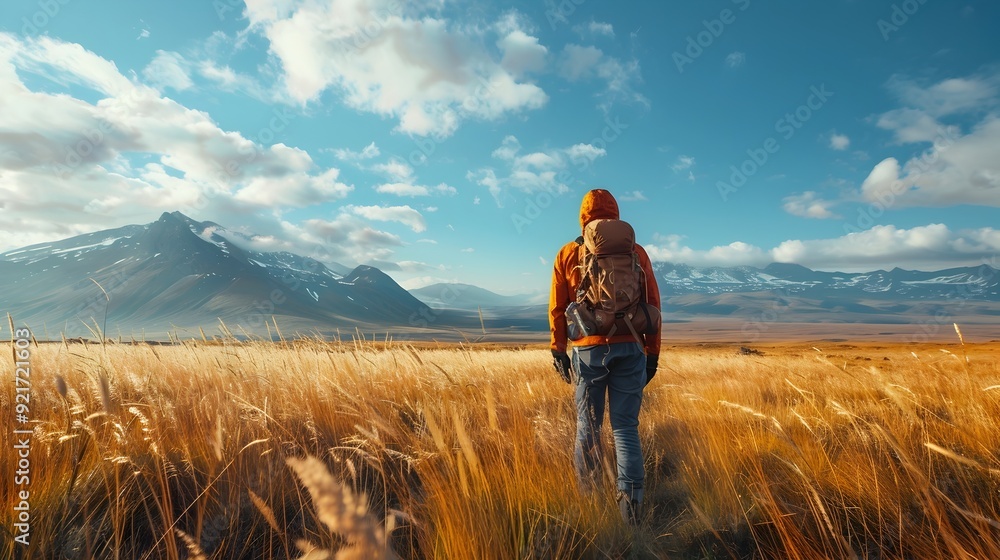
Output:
[548, 188, 662, 525]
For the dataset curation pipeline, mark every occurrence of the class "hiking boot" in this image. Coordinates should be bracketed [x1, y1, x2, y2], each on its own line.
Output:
[617, 491, 642, 526]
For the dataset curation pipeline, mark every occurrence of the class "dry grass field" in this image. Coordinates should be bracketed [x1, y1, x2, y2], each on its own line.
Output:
[3, 330, 1000, 559]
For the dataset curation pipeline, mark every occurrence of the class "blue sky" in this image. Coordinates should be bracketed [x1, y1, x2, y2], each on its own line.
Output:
[1, 0, 998, 295]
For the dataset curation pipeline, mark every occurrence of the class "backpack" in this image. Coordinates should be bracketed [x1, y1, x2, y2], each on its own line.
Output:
[566, 219, 660, 344]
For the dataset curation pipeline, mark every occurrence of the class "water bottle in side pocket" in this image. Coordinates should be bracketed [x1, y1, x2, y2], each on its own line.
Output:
[566, 302, 593, 340]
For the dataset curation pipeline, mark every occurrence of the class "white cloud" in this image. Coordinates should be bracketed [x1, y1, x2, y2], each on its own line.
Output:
[370, 159, 414, 182]
[373, 182, 454, 197]
[498, 30, 548, 77]
[469, 135, 607, 206]
[887, 74, 999, 118]
[771, 224, 1000, 271]
[645, 225, 1000, 271]
[671, 155, 695, 172]
[349, 205, 427, 233]
[589, 21, 615, 37]
[142, 50, 193, 92]
[235, 166, 353, 206]
[460, 247, 475, 253]
[558, 44, 646, 109]
[374, 183, 429, 197]
[645, 234, 768, 268]
[620, 191, 647, 202]
[565, 143, 607, 163]
[244, 0, 548, 137]
[368, 157, 454, 197]
[829, 132, 850, 150]
[572, 20, 615, 38]
[862, 116, 1000, 208]
[724, 51, 746, 68]
[329, 141, 381, 162]
[877, 108, 947, 144]
[856, 70, 1000, 208]
[558, 44, 603, 81]
[782, 191, 839, 219]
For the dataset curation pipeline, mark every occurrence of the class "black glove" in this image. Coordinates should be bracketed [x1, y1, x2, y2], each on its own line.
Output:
[645, 354, 659, 386]
[552, 350, 572, 383]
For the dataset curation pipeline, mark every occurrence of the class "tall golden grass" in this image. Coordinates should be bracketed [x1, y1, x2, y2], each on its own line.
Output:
[2, 333, 999, 558]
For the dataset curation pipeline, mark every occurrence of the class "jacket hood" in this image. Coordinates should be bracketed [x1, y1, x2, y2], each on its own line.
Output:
[579, 189, 620, 230]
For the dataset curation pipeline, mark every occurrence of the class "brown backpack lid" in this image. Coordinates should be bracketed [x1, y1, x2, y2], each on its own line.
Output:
[583, 219, 635, 255]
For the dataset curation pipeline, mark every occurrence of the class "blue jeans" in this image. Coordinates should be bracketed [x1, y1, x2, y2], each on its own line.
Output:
[572, 342, 645, 502]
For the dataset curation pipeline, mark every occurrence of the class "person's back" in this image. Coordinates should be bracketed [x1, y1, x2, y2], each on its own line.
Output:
[548, 188, 662, 525]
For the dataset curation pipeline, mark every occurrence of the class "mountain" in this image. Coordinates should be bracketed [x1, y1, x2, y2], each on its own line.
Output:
[654, 262, 1000, 300]
[0, 211, 432, 338]
[653, 261, 1000, 322]
[410, 283, 545, 310]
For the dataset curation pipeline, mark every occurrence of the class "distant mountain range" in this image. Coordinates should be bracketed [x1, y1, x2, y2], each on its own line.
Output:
[1, 211, 997, 339]
[652, 262, 1000, 324]
[654, 262, 1000, 300]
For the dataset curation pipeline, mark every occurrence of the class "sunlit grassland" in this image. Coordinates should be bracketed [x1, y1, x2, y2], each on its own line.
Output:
[2, 335, 1000, 558]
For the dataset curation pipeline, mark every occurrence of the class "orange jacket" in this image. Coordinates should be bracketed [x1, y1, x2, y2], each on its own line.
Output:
[549, 189, 661, 355]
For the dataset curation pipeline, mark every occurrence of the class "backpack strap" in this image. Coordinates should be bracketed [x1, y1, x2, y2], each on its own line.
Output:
[574, 241, 593, 304]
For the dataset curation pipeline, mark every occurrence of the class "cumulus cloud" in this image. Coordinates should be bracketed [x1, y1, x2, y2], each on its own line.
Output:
[645, 225, 1000, 271]
[862, 116, 1000, 207]
[367, 157, 456, 197]
[572, 20, 615, 39]
[829, 132, 850, 150]
[496, 12, 548, 78]
[374, 182, 455, 197]
[887, 74, 999, 117]
[671, 155, 695, 172]
[645, 234, 768, 268]
[328, 141, 381, 162]
[855, 69, 1000, 208]
[143, 50, 192, 91]
[468, 135, 606, 206]
[782, 191, 839, 219]
[557, 44, 647, 110]
[349, 204, 427, 233]
[370, 158, 414, 182]
[243, 0, 548, 137]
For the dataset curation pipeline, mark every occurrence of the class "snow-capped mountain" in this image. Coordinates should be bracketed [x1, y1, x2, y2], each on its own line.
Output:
[654, 262, 999, 300]
[0, 211, 432, 337]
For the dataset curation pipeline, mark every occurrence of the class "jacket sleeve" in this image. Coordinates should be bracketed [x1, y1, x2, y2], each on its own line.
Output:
[636, 244, 661, 356]
[549, 245, 571, 353]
